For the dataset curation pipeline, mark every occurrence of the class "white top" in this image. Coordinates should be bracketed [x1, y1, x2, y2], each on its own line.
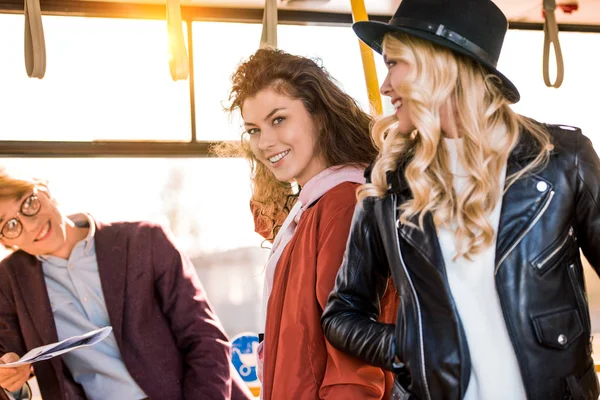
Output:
[436, 138, 527, 400]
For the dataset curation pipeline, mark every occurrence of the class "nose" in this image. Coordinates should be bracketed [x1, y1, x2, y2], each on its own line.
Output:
[257, 128, 276, 151]
[380, 73, 392, 97]
[19, 213, 39, 233]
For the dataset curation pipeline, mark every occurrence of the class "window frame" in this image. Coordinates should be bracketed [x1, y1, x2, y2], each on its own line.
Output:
[0, 3, 597, 157]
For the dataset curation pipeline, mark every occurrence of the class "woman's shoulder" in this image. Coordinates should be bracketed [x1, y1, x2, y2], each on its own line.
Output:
[540, 123, 597, 168]
[315, 182, 361, 212]
[543, 123, 584, 152]
[517, 119, 586, 163]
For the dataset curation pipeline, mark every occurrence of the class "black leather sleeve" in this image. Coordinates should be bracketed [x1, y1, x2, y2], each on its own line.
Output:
[321, 198, 397, 371]
[574, 131, 600, 272]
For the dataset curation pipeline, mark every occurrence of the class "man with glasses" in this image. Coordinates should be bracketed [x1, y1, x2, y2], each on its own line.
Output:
[0, 169, 253, 400]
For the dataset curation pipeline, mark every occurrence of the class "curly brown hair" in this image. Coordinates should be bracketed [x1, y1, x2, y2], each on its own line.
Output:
[223, 48, 376, 242]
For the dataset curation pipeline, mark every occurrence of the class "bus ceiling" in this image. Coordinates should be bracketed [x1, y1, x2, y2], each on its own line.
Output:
[0, 0, 597, 28]
[2, 0, 597, 104]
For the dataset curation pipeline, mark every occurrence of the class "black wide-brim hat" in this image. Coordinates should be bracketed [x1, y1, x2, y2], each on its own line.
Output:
[354, 0, 520, 103]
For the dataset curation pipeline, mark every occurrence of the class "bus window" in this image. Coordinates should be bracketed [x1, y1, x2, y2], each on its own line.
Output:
[0, 157, 268, 338]
[0, 15, 191, 142]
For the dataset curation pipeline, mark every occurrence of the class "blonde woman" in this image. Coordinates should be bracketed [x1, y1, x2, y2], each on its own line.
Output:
[322, 0, 600, 399]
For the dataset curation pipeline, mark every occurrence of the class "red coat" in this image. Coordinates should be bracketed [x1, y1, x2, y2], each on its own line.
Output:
[262, 182, 399, 400]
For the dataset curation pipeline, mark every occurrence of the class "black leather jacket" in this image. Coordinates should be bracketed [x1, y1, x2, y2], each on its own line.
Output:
[322, 124, 600, 400]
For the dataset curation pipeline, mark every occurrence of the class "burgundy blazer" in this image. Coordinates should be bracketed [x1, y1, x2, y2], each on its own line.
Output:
[0, 221, 253, 400]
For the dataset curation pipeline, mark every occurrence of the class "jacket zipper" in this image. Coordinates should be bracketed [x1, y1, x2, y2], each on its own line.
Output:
[393, 194, 432, 400]
[534, 227, 574, 270]
[493, 282, 529, 397]
[567, 263, 591, 332]
[493, 189, 555, 399]
[495, 190, 555, 275]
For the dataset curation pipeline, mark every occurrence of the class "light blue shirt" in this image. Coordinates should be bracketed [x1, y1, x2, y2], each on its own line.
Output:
[40, 214, 146, 400]
[5, 382, 30, 400]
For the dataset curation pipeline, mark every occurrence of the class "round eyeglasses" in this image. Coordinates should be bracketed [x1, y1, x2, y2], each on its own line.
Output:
[0, 193, 42, 239]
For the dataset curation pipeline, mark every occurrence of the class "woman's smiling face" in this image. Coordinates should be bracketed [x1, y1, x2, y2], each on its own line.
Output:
[242, 88, 326, 186]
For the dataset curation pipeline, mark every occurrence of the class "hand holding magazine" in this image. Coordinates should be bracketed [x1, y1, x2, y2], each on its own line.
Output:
[0, 326, 112, 368]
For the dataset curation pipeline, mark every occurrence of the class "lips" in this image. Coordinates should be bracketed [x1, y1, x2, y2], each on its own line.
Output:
[268, 150, 290, 164]
[34, 221, 51, 242]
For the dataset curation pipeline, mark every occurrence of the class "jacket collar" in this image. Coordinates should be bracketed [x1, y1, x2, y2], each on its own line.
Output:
[14, 252, 58, 347]
[382, 126, 543, 197]
[385, 126, 548, 271]
[15, 219, 129, 351]
[94, 220, 128, 346]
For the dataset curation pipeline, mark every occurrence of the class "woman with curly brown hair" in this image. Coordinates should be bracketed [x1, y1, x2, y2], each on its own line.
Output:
[225, 48, 398, 400]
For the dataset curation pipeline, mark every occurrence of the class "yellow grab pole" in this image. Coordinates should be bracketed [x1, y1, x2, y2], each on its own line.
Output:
[350, 0, 382, 116]
[166, 0, 189, 81]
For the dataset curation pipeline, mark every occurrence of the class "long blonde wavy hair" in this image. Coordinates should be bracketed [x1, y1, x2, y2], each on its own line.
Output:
[359, 33, 550, 259]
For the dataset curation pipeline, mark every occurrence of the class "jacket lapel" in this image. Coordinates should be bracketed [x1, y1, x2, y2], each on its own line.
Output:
[15, 255, 58, 346]
[94, 222, 128, 345]
[14, 254, 64, 384]
[262, 234, 298, 400]
[397, 199, 445, 273]
[391, 169, 446, 274]
[494, 157, 554, 273]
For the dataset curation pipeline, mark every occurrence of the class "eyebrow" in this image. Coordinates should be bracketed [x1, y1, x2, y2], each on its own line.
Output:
[0, 193, 29, 225]
[244, 108, 286, 127]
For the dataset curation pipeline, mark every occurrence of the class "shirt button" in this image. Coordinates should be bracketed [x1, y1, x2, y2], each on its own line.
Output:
[83, 297, 88, 303]
[536, 181, 548, 192]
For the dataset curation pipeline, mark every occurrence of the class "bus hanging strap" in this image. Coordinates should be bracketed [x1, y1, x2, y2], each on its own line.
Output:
[166, 0, 189, 81]
[260, 0, 277, 48]
[542, 0, 564, 88]
[24, 0, 46, 78]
